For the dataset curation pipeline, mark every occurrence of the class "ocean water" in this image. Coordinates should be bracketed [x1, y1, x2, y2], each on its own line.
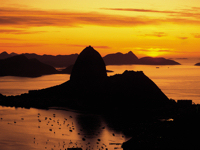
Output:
[0, 58, 200, 150]
[107, 58, 200, 104]
[0, 74, 70, 96]
[0, 58, 199, 103]
[0, 106, 129, 150]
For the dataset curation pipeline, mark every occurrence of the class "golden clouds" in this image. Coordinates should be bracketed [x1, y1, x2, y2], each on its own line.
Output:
[2, 7, 200, 29]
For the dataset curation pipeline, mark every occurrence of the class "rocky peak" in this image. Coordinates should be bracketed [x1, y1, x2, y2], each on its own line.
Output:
[126, 51, 138, 59]
[0, 51, 9, 59]
[70, 46, 107, 82]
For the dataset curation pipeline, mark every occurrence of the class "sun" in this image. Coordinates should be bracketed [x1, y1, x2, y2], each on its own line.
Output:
[146, 51, 160, 57]
[135, 47, 171, 58]
[144, 48, 171, 57]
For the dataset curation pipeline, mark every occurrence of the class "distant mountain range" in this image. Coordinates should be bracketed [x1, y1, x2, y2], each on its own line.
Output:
[195, 62, 200, 66]
[0, 46, 170, 111]
[103, 51, 139, 65]
[0, 51, 78, 68]
[0, 51, 181, 67]
[0, 55, 58, 77]
[103, 51, 180, 65]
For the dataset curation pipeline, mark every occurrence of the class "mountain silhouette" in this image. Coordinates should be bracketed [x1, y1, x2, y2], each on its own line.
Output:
[0, 51, 17, 59]
[0, 55, 58, 77]
[0, 46, 169, 112]
[195, 62, 200, 66]
[0, 51, 9, 59]
[24, 53, 78, 67]
[103, 51, 139, 65]
[0, 51, 78, 68]
[60, 65, 74, 74]
[139, 57, 180, 65]
[103, 51, 180, 65]
[70, 45, 107, 82]
[61, 64, 113, 74]
[1, 50, 180, 68]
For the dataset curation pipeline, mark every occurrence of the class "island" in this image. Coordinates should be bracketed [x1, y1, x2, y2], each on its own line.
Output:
[195, 62, 200, 66]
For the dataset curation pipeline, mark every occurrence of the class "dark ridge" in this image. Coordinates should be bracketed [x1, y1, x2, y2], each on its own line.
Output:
[195, 62, 200, 66]
[139, 57, 181, 65]
[1, 51, 180, 67]
[103, 51, 139, 65]
[24, 53, 78, 67]
[0, 51, 9, 59]
[0, 46, 169, 111]
[0, 55, 58, 77]
[0, 51, 78, 68]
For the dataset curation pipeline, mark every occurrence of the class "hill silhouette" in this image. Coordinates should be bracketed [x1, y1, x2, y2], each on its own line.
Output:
[0, 55, 58, 77]
[0, 50, 180, 68]
[103, 51, 180, 65]
[195, 62, 200, 66]
[0, 51, 78, 68]
[70, 46, 107, 82]
[0, 51, 17, 59]
[139, 57, 180, 65]
[103, 51, 139, 65]
[0, 46, 169, 112]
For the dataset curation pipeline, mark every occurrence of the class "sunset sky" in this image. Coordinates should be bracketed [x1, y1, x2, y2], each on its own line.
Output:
[1, 0, 200, 58]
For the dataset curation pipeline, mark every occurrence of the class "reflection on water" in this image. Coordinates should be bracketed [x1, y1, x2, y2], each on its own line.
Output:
[0, 106, 130, 150]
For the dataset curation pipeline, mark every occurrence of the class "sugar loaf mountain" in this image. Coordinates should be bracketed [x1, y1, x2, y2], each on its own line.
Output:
[0, 46, 172, 114]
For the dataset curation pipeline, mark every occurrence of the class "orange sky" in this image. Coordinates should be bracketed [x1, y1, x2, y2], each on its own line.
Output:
[1, 0, 200, 58]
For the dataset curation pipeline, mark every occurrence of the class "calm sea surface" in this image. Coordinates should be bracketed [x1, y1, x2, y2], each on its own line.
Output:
[0, 106, 129, 150]
[0, 58, 200, 150]
[0, 58, 200, 103]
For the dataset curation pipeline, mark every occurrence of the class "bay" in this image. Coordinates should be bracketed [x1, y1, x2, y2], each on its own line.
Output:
[0, 58, 200, 150]
[0, 58, 200, 104]
[0, 106, 129, 150]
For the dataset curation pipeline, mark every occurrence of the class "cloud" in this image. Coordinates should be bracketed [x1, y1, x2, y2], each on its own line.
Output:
[158, 49, 171, 52]
[0, 43, 45, 48]
[134, 47, 173, 52]
[93, 46, 111, 49]
[0, 29, 46, 34]
[141, 32, 167, 37]
[178, 37, 188, 40]
[0, 38, 24, 41]
[102, 7, 200, 20]
[192, 33, 200, 38]
[101, 8, 176, 14]
[0, 7, 161, 28]
[1, 7, 200, 28]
